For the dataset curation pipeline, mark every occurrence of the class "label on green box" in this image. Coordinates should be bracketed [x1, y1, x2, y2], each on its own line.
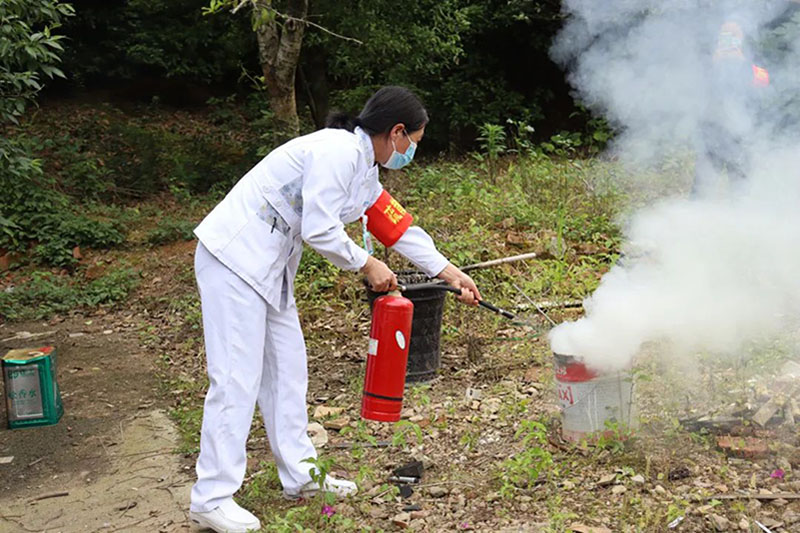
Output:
[5, 365, 44, 421]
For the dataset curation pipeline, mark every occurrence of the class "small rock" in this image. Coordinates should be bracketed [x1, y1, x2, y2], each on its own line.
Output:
[772, 498, 789, 507]
[391, 512, 411, 529]
[102, 329, 113, 335]
[369, 508, 388, 519]
[313, 405, 345, 418]
[597, 473, 616, 487]
[611, 485, 627, 495]
[409, 519, 426, 530]
[631, 474, 645, 484]
[760, 518, 783, 529]
[708, 513, 730, 531]
[654, 485, 667, 496]
[409, 414, 425, 423]
[562, 480, 576, 490]
[323, 417, 350, 431]
[68, 332, 85, 338]
[481, 398, 502, 414]
[783, 510, 800, 525]
[0, 456, 13, 464]
[409, 510, 429, 520]
[306, 423, 328, 447]
[428, 486, 448, 498]
[401, 408, 414, 418]
[738, 518, 749, 531]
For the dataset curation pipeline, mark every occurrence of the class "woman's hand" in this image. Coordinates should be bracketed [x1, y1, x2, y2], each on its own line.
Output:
[437, 263, 481, 305]
[361, 256, 398, 292]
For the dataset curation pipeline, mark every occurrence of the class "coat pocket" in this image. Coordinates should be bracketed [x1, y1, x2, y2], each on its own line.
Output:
[220, 215, 290, 304]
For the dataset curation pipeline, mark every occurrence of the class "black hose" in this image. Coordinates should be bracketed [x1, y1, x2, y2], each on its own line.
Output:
[399, 283, 517, 321]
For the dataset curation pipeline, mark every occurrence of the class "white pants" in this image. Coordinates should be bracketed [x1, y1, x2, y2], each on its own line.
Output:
[190, 243, 317, 512]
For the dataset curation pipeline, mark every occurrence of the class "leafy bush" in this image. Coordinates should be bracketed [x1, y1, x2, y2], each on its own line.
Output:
[0, 267, 140, 320]
[147, 219, 197, 246]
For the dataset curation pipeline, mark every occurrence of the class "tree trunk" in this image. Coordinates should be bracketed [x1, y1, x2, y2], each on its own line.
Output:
[254, 0, 308, 140]
[300, 46, 330, 129]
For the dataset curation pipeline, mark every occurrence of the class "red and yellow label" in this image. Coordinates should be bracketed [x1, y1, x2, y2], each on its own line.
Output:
[752, 64, 770, 88]
[366, 190, 413, 247]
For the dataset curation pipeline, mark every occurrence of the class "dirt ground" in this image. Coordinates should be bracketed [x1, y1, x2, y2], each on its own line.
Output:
[0, 316, 193, 532]
[5, 237, 800, 532]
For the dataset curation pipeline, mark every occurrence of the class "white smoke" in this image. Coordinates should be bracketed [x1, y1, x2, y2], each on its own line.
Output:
[548, 1, 800, 372]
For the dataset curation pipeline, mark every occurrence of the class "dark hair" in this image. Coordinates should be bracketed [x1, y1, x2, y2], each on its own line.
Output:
[325, 86, 428, 135]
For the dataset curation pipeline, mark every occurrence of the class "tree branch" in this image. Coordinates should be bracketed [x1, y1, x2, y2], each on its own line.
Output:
[231, 0, 362, 44]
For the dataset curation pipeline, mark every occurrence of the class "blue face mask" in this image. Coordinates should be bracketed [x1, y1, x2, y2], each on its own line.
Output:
[381, 132, 417, 170]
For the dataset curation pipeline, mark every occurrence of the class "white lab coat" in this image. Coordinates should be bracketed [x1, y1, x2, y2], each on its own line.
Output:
[190, 127, 449, 512]
[194, 126, 448, 310]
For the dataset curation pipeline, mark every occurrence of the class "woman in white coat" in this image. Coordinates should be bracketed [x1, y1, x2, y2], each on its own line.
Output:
[188, 86, 481, 533]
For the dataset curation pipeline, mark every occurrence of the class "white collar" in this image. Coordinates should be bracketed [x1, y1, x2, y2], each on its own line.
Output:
[354, 126, 376, 167]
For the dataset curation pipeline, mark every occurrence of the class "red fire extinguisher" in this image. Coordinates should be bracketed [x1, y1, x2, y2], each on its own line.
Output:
[361, 290, 414, 422]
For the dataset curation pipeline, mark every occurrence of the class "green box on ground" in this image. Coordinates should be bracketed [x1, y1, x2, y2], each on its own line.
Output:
[2, 346, 63, 429]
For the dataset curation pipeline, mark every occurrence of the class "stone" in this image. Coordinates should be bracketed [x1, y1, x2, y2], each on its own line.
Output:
[631, 474, 645, 485]
[323, 417, 350, 431]
[597, 473, 617, 487]
[481, 398, 502, 415]
[783, 510, 800, 525]
[562, 480, 576, 490]
[760, 518, 783, 530]
[773, 498, 789, 507]
[654, 485, 668, 496]
[410, 510, 429, 520]
[738, 518, 749, 531]
[428, 486, 448, 498]
[313, 405, 345, 418]
[611, 485, 627, 495]
[708, 514, 730, 532]
[391, 512, 411, 529]
[306, 423, 328, 447]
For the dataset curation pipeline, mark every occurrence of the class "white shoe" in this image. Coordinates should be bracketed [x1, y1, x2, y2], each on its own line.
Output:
[189, 498, 261, 532]
[283, 476, 358, 500]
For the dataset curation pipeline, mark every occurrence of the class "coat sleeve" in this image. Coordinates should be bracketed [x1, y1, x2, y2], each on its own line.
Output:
[390, 226, 450, 279]
[366, 182, 449, 278]
[300, 143, 370, 271]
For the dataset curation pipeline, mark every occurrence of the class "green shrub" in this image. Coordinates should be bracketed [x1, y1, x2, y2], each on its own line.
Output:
[0, 267, 140, 320]
[146, 219, 197, 246]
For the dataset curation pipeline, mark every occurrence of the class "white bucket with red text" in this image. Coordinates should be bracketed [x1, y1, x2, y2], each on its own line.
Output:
[554, 353, 637, 443]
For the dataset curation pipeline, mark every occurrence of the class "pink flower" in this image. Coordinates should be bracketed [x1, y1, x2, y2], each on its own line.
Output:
[322, 504, 336, 517]
[771, 469, 785, 479]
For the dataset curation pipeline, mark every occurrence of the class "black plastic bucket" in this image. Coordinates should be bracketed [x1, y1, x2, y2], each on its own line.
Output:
[366, 272, 446, 383]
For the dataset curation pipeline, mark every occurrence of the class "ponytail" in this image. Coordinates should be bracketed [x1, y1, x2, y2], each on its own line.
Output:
[325, 111, 360, 132]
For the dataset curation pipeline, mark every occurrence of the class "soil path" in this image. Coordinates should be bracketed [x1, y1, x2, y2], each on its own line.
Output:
[0, 316, 193, 532]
